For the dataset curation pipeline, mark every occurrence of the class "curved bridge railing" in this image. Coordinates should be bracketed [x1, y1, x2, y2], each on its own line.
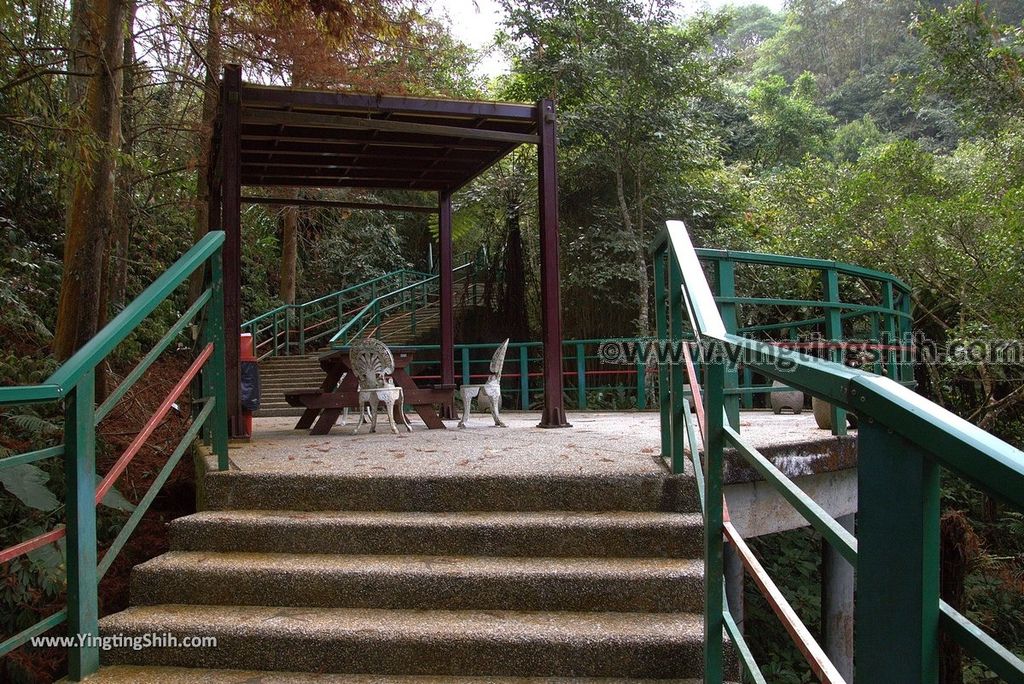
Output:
[652, 220, 1024, 683]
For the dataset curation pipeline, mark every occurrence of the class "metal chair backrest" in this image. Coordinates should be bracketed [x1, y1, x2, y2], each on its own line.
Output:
[489, 339, 510, 377]
[351, 338, 395, 390]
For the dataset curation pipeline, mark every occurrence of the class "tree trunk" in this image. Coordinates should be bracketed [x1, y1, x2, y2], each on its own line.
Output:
[500, 192, 529, 340]
[613, 158, 648, 336]
[53, 0, 127, 361]
[279, 199, 299, 305]
[189, 0, 223, 302]
[109, 0, 137, 310]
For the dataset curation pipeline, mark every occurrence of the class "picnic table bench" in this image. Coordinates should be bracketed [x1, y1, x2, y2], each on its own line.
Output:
[285, 348, 455, 435]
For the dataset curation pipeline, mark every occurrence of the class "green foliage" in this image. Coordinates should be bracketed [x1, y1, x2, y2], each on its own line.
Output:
[497, 0, 739, 335]
[916, 1, 1024, 133]
[830, 114, 889, 162]
[0, 465, 60, 511]
[744, 528, 822, 684]
[584, 386, 637, 411]
[746, 72, 836, 168]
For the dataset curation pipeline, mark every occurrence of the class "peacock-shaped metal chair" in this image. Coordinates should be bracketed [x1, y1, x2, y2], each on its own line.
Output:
[350, 338, 412, 435]
[458, 338, 509, 428]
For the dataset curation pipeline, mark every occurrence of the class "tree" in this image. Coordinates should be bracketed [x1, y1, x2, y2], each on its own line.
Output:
[52, 0, 127, 360]
[498, 0, 732, 335]
[746, 72, 835, 168]
[916, 1, 1024, 133]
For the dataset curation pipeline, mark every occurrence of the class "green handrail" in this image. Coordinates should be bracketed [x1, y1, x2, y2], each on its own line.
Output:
[0, 231, 229, 680]
[652, 219, 1024, 683]
[240, 268, 435, 358]
[241, 247, 482, 358]
[330, 262, 475, 347]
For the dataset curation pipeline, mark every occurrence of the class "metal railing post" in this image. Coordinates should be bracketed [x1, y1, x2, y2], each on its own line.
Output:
[284, 308, 292, 356]
[576, 342, 586, 410]
[714, 259, 740, 428]
[855, 420, 940, 684]
[704, 362, 726, 683]
[298, 307, 305, 355]
[462, 346, 471, 385]
[64, 371, 100, 680]
[741, 365, 753, 409]
[636, 347, 647, 410]
[668, 253, 686, 471]
[822, 268, 846, 435]
[519, 345, 530, 409]
[898, 290, 913, 384]
[272, 311, 279, 357]
[654, 251, 671, 459]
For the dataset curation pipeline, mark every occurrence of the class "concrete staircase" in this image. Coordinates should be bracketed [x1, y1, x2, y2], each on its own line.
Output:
[91, 466, 728, 681]
[255, 353, 326, 417]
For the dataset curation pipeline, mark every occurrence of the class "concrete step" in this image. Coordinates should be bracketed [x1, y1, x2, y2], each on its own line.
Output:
[252, 407, 304, 418]
[171, 510, 704, 558]
[99, 605, 709, 678]
[203, 472, 701, 513]
[257, 356, 322, 366]
[83, 665, 714, 683]
[260, 368, 324, 376]
[130, 551, 704, 613]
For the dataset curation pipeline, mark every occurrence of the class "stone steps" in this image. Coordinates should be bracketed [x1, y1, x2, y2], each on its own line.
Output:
[169, 509, 705, 558]
[82, 665, 716, 683]
[92, 414, 724, 680]
[203, 471, 701, 513]
[99, 605, 708, 678]
[130, 551, 704, 613]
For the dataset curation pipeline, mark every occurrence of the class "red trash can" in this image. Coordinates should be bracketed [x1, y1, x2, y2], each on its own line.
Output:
[239, 333, 256, 438]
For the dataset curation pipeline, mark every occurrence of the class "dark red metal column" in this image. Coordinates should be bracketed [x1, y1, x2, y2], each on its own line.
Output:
[438, 191, 457, 419]
[537, 99, 570, 428]
[220, 64, 244, 437]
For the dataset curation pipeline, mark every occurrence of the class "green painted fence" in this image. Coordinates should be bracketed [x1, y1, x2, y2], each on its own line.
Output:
[652, 220, 1024, 684]
[241, 268, 433, 359]
[0, 232, 230, 680]
[245, 250, 483, 359]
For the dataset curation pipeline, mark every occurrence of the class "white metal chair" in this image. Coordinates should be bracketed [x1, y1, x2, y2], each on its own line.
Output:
[350, 339, 412, 435]
[458, 339, 509, 428]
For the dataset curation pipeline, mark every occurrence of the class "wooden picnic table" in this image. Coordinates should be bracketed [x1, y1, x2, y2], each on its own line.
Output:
[285, 348, 455, 435]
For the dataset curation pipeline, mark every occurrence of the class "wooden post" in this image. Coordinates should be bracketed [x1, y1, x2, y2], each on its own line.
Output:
[536, 98, 569, 428]
[439, 191, 456, 418]
[220, 64, 243, 437]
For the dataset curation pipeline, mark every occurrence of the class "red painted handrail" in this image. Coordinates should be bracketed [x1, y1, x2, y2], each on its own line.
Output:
[0, 527, 67, 565]
[94, 344, 212, 503]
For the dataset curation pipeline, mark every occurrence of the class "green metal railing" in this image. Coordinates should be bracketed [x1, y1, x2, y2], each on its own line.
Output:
[240, 268, 433, 359]
[652, 220, 1024, 683]
[0, 232, 230, 680]
[377, 339, 651, 410]
[330, 257, 479, 347]
[243, 251, 484, 358]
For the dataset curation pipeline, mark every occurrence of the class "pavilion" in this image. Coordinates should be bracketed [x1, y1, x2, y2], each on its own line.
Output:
[207, 64, 570, 436]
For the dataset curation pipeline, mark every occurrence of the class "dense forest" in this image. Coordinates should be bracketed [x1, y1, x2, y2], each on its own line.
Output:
[1, 0, 1023, 681]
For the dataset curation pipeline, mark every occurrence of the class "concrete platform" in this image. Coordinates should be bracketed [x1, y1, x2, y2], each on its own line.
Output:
[224, 410, 840, 479]
[226, 412, 668, 476]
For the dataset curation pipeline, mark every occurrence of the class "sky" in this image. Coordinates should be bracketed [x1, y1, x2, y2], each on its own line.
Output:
[429, 0, 787, 78]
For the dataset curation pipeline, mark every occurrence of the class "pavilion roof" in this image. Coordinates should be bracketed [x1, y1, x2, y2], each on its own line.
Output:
[237, 84, 540, 193]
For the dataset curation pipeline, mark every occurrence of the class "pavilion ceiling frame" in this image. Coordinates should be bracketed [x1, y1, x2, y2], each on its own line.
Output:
[211, 64, 571, 437]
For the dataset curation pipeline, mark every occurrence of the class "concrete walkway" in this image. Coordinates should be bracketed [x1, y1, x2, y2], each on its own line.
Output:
[227, 412, 668, 476]
[225, 410, 835, 478]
